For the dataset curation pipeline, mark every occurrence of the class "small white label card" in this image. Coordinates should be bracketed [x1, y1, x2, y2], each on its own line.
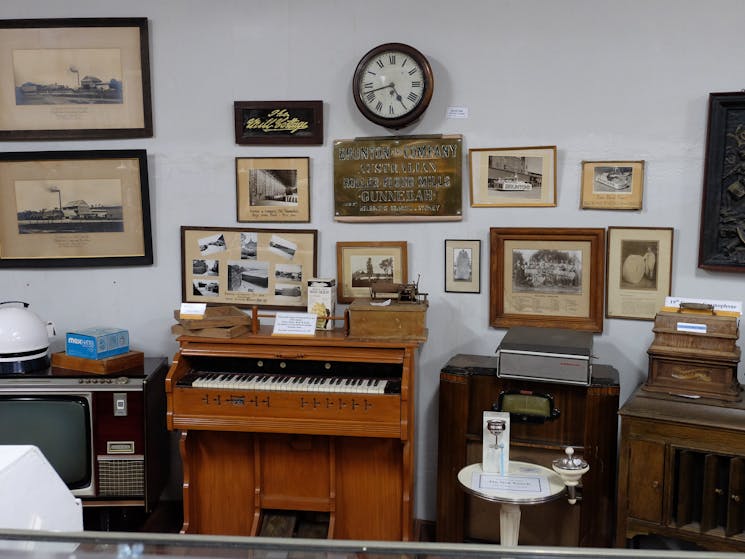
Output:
[272, 312, 318, 336]
[473, 472, 549, 495]
[179, 302, 206, 320]
[446, 106, 469, 119]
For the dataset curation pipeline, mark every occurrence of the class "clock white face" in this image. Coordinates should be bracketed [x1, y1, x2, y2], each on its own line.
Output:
[358, 50, 425, 119]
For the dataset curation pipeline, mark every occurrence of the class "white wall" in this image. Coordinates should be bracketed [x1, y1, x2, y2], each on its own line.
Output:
[3, 0, 745, 522]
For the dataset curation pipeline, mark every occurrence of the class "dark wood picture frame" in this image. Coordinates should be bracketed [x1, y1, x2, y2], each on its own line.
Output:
[0, 18, 153, 140]
[181, 226, 317, 310]
[234, 100, 323, 145]
[699, 91, 745, 272]
[490, 227, 605, 332]
[0, 149, 152, 267]
[444, 239, 480, 293]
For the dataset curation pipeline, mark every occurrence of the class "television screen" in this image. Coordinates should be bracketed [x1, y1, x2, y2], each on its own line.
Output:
[0, 396, 91, 490]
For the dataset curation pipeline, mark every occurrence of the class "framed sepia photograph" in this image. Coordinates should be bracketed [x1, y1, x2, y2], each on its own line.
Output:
[336, 241, 408, 304]
[580, 160, 644, 210]
[490, 227, 605, 332]
[469, 146, 557, 207]
[444, 239, 480, 293]
[699, 91, 745, 271]
[0, 18, 152, 140]
[236, 157, 310, 222]
[181, 226, 317, 310]
[606, 227, 674, 320]
[0, 150, 152, 267]
[234, 100, 323, 145]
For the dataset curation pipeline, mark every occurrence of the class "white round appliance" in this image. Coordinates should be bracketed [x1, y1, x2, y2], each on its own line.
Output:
[0, 301, 51, 374]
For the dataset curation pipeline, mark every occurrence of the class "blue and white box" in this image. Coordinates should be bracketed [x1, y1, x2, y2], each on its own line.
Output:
[65, 327, 129, 360]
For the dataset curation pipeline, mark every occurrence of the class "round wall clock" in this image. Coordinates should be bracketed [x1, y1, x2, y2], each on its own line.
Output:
[352, 42, 434, 130]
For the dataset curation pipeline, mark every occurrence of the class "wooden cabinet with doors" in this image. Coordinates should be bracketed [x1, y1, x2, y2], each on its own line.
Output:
[617, 388, 745, 551]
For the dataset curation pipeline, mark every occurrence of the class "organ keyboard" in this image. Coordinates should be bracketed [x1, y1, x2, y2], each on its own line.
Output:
[165, 329, 422, 540]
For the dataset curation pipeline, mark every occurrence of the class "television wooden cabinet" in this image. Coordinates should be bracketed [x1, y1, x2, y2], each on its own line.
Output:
[165, 329, 421, 540]
[436, 353, 619, 547]
[616, 387, 745, 551]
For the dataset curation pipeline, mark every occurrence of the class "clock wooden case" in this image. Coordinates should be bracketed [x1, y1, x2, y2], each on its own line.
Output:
[352, 42, 434, 130]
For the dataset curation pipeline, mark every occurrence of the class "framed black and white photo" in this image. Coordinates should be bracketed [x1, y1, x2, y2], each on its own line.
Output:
[444, 239, 480, 293]
[470, 146, 557, 207]
[0, 150, 152, 267]
[606, 227, 674, 320]
[336, 241, 408, 303]
[236, 157, 310, 223]
[181, 226, 317, 310]
[0, 18, 152, 140]
[581, 160, 644, 210]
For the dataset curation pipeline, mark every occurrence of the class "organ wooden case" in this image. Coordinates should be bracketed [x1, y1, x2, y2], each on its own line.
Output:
[436, 354, 620, 547]
[165, 327, 421, 540]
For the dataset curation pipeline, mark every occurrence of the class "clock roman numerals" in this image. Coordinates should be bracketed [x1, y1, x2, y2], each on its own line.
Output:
[407, 92, 418, 103]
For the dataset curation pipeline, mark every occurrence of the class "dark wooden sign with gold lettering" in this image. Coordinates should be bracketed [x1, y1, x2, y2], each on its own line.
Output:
[333, 135, 462, 222]
[234, 101, 323, 145]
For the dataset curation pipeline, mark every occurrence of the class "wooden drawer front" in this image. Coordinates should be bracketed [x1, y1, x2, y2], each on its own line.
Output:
[627, 439, 664, 523]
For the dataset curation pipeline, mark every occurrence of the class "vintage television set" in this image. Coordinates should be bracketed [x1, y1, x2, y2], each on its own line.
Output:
[0, 358, 168, 512]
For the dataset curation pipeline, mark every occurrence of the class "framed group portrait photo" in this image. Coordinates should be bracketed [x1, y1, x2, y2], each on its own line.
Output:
[490, 227, 605, 332]
[0, 18, 153, 140]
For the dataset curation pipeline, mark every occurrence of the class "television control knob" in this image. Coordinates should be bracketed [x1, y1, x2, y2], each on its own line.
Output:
[115, 376, 129, 384]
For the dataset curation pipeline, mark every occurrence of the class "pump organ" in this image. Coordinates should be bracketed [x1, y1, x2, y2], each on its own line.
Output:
[165, 328, 420, 540]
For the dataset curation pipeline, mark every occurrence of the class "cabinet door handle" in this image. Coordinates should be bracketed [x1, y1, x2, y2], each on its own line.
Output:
[732, 494, 742, 503]
[714, 488, 724, 496]
[651, 480, 660, 489]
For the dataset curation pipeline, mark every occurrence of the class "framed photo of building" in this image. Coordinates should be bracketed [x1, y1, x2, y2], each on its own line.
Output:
[699, 91, 745, 271]
[236, 157, 310, 222]
[181, 226, 317, 310]
[470, 146, 557, 207]
[490, 227, 605, 332]
[606, 227, 674, 320]
[0, 150, 152, 267]
[0, 18, 152, 140]
[336, 241, 408, 303]
[444, 239, 480, 293]
[580, 160, 644, 210]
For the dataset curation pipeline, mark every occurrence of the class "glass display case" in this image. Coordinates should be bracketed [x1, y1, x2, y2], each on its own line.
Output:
[0, 529, 743, 559]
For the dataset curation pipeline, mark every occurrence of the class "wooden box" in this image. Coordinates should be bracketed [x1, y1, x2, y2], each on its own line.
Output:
[645, 345, 742, 401]
[651, 310, 739, 353]
[51, 350, 145, 375]
[347, 298, 427, 341]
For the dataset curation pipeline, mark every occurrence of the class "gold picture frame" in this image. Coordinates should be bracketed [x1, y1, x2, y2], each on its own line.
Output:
[490, 227, 605, 332]
[0, 18, 152, 140]
[444, 239, 480, 293]
[606, 226, 674, 320]
[0, 150, 151, 267]
[236, 157, 310, 222]
[336, 241, 408, 304]
[580, 160, 644, 210]
[181, 226, 317, 310]
[470, 146, 557, 207]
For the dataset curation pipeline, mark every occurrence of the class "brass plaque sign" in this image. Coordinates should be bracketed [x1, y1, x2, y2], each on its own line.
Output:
[333, 134, 462, 221]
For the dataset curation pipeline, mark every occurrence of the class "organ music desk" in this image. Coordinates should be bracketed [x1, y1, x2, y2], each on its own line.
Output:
[165, 327, 421, 540]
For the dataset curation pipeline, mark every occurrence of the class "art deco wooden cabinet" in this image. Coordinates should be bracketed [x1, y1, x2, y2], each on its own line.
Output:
[436, 354, 620, 547]
[616, 388, 745, 551]
[165, 328, 420, 540]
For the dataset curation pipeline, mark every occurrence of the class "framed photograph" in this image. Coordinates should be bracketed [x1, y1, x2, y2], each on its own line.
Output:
[445, 239, 480, 293]
[0, 150, 152, 267]
[490, 227, 605, 332]
[699, 91, 745, 271]
[181, 226, 317, 310]
[0, 18, 152, 140]
[469, 146, 556, 207]
[580, 160, 644, 210]
[336, 241, 408, 304]
[236, 157, 310, 222]
[234, 100, 323, 145]
[606, 227, 674, 321]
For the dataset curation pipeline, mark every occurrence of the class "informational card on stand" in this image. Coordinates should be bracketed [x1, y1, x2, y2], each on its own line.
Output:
[272, 312, 317, 336]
